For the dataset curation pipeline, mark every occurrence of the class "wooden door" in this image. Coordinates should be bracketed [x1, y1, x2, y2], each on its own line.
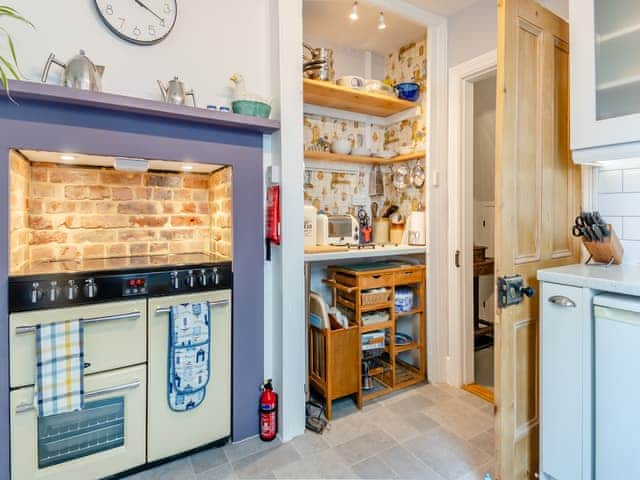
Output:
[494, 0, 581, 478]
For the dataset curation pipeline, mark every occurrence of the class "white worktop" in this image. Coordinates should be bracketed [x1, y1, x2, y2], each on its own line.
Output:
[304, 244, 427, 262]
[538, 263, 640, 296]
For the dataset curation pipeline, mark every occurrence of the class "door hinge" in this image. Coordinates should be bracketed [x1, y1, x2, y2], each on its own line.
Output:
[454, 250, 461, 268]
[497, 275, 535, 309]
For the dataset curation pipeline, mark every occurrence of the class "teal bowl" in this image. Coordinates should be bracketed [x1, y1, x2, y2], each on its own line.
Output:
[231, 100, 272, 118]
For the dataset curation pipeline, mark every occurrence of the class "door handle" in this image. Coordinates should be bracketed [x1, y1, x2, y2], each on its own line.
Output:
[15, 380, 141, 413]
[455, 250, 461, 268]
[15, 311, 141, 335]
[155, 299, 230, 315]
[548, 295, 576, 308]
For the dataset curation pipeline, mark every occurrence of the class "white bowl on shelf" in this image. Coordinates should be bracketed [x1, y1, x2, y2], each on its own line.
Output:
[352, 146, 371, 157]
[397, 146, 415, 155]
[331, 139, 352, 155]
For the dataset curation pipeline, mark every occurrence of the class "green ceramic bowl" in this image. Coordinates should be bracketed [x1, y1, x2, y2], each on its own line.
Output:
[231, 100, 272, 118]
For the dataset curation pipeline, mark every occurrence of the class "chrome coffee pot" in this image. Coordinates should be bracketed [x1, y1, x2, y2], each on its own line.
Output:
[157, 76, 197, 106]
[41, 50, 105, 91]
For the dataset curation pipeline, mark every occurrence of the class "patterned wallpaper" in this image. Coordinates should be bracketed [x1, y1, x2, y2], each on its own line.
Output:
[303, 38, 428, 222]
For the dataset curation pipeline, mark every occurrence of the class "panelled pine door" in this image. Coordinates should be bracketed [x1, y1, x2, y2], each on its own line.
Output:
[494, 0, 581, 478]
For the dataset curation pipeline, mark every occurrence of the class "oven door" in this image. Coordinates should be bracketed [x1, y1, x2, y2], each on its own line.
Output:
[10, 365, 146, 480]
[147, 290, 231, 462]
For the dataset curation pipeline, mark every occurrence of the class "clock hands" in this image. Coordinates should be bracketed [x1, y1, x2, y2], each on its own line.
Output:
[133, 0, 164, 22]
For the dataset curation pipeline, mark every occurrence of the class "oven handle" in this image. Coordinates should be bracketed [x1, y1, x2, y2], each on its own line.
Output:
[15, 379, 141, 414]
[155, 299, 230, 315]
[15, 311, 142, 335]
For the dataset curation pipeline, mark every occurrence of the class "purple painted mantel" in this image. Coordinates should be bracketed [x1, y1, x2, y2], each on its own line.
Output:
[0, 80, 278, 477]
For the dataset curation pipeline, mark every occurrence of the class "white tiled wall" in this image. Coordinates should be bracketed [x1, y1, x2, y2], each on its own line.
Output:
[596, 167, 640, 263]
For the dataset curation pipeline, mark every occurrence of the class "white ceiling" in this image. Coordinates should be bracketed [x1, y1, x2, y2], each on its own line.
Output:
[304, 0, 427, 55]
[403, 0, 481, 16]
[18, 150, 222, 174]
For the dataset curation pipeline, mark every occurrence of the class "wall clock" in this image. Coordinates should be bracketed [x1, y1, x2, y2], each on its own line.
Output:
[95, 0, 178, 46]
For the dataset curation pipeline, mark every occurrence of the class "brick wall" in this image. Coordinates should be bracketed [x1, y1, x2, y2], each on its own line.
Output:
[9, 151, 30, 272]
[9, 161, 232, 273]
[210, 167, 233, 258]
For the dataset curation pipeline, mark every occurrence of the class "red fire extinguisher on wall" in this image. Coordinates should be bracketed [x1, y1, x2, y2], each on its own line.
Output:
[259, 379, 278, 441]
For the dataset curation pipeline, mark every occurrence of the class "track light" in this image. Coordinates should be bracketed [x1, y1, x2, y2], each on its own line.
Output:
[378, 11, 386, 30]
[349, 1, 358, 21]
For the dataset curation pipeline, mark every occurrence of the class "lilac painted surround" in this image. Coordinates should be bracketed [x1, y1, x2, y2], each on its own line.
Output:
[0, 82, 276, 478]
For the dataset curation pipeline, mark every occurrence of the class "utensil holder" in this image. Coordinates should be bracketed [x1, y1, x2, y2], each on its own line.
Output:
[582, 225, 624, 265]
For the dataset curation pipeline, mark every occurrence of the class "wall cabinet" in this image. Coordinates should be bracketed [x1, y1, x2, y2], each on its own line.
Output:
[571, 0, 640, 163]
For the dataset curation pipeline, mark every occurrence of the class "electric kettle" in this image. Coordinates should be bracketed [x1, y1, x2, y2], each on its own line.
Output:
[41, 50, 105, 92]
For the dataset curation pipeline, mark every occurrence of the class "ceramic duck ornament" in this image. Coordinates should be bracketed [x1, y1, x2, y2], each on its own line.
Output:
[229, 73, 270, 104]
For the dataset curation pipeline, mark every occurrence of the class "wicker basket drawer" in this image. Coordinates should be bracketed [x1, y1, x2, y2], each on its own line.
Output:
[361, 289, 391, 306]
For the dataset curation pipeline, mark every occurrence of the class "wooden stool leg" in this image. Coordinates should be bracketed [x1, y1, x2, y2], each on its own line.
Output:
[326, 397, 332, 420]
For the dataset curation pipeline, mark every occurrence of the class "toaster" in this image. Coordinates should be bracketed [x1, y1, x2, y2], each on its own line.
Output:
[327, 215, 359, 245]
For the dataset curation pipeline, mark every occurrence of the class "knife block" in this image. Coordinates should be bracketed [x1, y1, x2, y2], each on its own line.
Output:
[582, 225, 624, 265]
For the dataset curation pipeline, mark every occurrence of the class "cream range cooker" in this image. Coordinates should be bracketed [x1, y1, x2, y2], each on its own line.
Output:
[8, 253, 232, 480]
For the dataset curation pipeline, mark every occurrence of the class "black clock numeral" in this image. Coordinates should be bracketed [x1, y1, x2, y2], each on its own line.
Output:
[159, 18, 166, 28]
[133, 26, 141, 37]
[105, 4, 114, 15]
[163, 3, 172, 14]
[118, 17, 125, 28]
[148, 25, 156, 36]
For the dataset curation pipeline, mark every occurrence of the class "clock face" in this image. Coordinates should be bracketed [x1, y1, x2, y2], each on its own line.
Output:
[95, 0, 177, 45]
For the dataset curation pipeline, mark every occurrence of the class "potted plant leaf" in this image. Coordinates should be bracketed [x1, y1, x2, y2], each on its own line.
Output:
[0, 5, 33, 95]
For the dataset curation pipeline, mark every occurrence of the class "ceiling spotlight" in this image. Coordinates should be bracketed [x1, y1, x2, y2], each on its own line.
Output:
[182, 164, 194, 171]
[60, 154, 75, 161]
[378, 11, 386, 30]
[349, 1, 359, 21]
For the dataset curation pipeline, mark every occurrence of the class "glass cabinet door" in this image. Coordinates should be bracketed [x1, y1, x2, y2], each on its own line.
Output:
[595, 0, 640, 120]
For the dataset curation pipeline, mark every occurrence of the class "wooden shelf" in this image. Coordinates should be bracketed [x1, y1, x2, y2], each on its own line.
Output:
[303, 78, 419, 117]
[396, 307, 423, 317]
[304, 149, 426, 165]
[361, 320, 393, 333]
[395, 342, 422, 353]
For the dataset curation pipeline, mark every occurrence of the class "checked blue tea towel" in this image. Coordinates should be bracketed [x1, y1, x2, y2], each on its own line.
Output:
[35, 320, 85, 417]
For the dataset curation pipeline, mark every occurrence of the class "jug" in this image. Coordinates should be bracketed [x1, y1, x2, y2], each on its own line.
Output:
[41, 50, 104, 91]
[157, 76, 197, 106]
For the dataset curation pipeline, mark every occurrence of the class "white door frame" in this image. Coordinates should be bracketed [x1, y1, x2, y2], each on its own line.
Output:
[446, 50, 497, 387]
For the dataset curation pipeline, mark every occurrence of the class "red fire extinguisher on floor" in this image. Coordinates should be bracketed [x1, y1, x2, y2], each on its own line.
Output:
[259, 379, 278, 441]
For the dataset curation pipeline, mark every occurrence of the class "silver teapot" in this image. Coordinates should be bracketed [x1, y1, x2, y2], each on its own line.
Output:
[157, 76, 197, 106]
[41, 50, 104, 91]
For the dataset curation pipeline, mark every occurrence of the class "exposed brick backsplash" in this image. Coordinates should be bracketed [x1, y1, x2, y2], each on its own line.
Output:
[9, 160, 232, 273]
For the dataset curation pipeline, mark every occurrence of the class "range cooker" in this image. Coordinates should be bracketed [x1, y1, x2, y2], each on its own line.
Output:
[8, 253, 233, 480]
[9, 252, 232, 312]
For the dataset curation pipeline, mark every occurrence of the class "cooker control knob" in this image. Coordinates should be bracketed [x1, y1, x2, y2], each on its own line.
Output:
[66, 280, 79, 301]
[83, 278, 98, 299]
[31, 282, 43, 304]
[48, 281, 60, 303]
[198, 269, 208, 287]
[170, 271, 180, 289]
[185, 270, 196, 289]
[212, 268, 221, 286]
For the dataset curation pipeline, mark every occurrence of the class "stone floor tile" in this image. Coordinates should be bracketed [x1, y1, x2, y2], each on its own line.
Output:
[322, 413, 377, 447]
[224, 436, 281, 463]
[232, 443, 300, 479]
[190, 445, 229, 474]
[403, 427, 490, 480]
[196, 462, 238, 480]
[273, 448, 358, 479]
[415, 384, 456, 404]
[359, 405, 421, 443]
[378, 445, 445, 480]
[385, 393, 434, 416]
[335, 428, 398, 465]
[144, 458, 196, 480]
[290, 431, 331, 457]
[352, 455, 398, 479]
[468, 429, 494, 457]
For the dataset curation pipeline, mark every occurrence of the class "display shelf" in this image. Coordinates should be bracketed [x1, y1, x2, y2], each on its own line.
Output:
[396, 307, 424, 317]
[395, 342, 422, 353]
[360, 320, 394, 334]
[303, 78, 419, 117]
[304, 149, 426, 165]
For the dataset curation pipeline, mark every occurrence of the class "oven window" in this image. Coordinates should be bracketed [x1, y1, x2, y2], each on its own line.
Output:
[38, 397, 125, 469]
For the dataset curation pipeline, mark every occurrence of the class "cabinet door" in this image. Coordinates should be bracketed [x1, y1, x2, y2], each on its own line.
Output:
[540, 282, 587, 480]
[571, 0, 640, 160]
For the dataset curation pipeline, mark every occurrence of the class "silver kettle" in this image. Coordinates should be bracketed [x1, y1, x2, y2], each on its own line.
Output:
[41, 50, 104, 92]
[157, 76, 197, 107]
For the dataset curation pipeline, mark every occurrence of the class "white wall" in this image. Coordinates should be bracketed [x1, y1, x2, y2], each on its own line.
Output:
[7, 1, 275, 107]
[473, 75, 496, 203]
